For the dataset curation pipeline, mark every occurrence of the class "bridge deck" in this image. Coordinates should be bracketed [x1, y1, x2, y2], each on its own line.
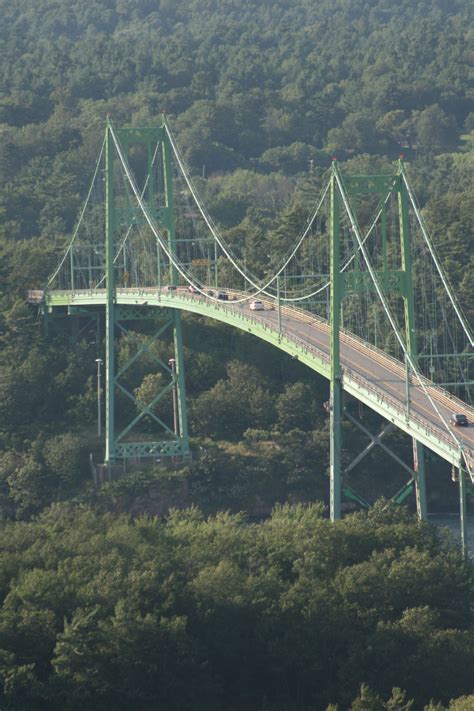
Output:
[40, 287, 474, 478]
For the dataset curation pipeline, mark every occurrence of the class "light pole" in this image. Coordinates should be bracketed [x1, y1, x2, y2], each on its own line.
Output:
[95, 358, 103, 437]
[169, 358, 179, 436]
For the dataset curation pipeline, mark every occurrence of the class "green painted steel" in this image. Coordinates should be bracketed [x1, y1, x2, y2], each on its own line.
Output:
[459, 467, 468, 558]
[392, 479, 415, 505]
[101, 120, 190, 463]
[45, 286, 473, 477]
[328, 163, 429, 519]
[277, 275, 282, 335]
[342, 486, 370, 509]
[105, 121, 116, 462]
[344, 411, 417, 480]
[330, 164, 342, 521]
[33, 125, 474, 556]
[398, 159, 427, 520]
[39, 128, 473, 530]
[162, 130, 190, 457]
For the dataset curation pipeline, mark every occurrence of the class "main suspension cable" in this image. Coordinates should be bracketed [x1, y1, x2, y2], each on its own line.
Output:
[164, 119, 332, 298]
[401, 165, 473, 346]
[334, 164, 466, 460]
[47, 137, 106, 287]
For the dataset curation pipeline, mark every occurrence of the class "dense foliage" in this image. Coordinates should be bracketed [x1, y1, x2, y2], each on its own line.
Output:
[0, 1, 473, 706]
[0, 503, 471, 710]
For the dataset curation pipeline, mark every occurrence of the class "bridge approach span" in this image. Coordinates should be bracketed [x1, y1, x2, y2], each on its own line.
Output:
[45, 287, 474, 479]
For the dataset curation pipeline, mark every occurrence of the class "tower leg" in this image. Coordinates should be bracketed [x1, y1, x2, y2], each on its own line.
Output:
[173, 309, 190, 456]
[459, 466, 468, 558]
[105, 302, 115, 462]
[330, 379, 342, 520]
[413, 440, 427, 520]
[105, 120, 115, 463]
[329, 164, 342, 520]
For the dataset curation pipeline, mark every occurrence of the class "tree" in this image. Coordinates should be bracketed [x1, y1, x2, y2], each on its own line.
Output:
[413, 105, 457, 155]
[43, 433, 87, 489]
[6, 456, 50, 517]
[276, 382, 318, 431]
[190, 361, 275, 438]
[326, 112, 382, 155]
[350, 684, 385, 711]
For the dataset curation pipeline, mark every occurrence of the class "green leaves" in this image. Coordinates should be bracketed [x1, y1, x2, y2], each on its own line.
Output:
[0, 505, 470, 708]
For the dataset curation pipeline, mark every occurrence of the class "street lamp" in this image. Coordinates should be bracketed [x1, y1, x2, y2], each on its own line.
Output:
[95, 358, 103, 437]
[169, 358, 179, 436]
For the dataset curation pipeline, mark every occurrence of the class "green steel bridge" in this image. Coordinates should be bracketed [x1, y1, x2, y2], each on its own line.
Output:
[30, 117, 474, 551]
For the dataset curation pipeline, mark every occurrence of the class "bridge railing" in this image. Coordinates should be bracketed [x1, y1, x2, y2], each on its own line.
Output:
[174, 289, 474, 473]
[217, 288, 474, 422]
[43, 285, 472, 415]
[340, 324, 474, 421]
[44, 285, 473, 421]
[42, 285, 473, 475]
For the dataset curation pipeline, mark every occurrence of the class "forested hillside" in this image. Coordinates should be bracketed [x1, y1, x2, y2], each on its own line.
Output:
[0, 0, 472, 518]
[1, 0, 472, 240]
[0, 1, 473, 707]
[0, 503, 473, 710]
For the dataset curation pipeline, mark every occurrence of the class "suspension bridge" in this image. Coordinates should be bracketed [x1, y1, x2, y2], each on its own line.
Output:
[28, 116, 474, 551]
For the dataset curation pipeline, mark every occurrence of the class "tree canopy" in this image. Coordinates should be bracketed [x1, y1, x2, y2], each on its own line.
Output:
[0, 2, 473, 706]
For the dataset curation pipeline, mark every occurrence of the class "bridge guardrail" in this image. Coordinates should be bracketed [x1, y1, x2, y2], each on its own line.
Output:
[191, 291, 473, 471]
[273, 295, 473, 421]
[44, 286, 473, 475]
[340, 327, 474, 420]
[46, 286, 472, 427]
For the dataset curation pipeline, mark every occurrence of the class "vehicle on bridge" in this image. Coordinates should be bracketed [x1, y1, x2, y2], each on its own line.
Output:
[250, 299, 264, 310]
[450, 413, 469, 427]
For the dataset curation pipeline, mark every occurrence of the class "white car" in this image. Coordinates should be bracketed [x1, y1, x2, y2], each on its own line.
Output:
[249, 299, 264, 311]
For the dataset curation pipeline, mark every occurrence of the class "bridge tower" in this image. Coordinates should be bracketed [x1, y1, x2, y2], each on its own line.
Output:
[104, 118, 190, 466]
[329, 160, 427, 521]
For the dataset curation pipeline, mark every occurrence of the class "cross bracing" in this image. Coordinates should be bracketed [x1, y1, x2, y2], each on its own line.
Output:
[33, 116, 473, 552]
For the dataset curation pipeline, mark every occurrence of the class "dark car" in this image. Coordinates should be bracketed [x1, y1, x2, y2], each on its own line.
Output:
[450, 413, 469, 427]
[216, 291, 229, 301]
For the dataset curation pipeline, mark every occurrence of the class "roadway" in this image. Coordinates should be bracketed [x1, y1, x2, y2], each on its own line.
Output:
[36, 286, 474, 477]
[181, 290, 474, 476]
[257, 305, 474, 457]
